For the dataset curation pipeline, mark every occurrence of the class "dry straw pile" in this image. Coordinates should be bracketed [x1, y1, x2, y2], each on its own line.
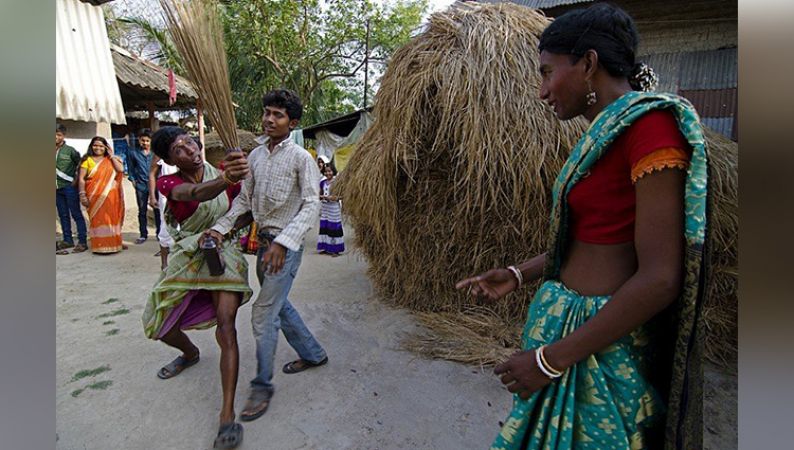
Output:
[335, 3, 737, 368]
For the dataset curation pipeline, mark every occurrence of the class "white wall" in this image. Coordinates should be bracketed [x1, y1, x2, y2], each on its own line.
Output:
[58, 120, 112, 156]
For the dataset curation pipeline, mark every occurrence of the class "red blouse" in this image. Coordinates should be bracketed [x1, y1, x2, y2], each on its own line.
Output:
[157, 166, 241, 223]
[566, 110, 691, 244]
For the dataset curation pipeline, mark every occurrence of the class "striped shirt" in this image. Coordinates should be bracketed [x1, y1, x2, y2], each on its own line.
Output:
[212, 135, 321, 252]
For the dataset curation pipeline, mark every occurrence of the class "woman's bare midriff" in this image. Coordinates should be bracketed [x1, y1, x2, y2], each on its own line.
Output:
[559, 240, 637, 296]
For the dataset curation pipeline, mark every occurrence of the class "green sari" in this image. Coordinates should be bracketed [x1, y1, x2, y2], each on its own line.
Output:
[142, 163, 253, 339]
[492, 92, 709, 450]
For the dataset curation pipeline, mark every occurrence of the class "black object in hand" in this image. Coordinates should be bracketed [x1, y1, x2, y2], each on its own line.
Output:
[202, 236, 226, 276]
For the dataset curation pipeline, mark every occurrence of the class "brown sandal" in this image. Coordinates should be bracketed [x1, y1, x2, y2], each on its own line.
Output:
[282, 356, 328, 374]
[240, 389, 273, 422]
[72, 244, 88, 253]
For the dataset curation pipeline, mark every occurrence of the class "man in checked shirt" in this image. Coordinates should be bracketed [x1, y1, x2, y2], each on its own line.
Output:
[205, 89, 328, 422]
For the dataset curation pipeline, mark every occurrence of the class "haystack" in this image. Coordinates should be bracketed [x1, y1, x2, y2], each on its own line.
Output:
[203, 129, 260, 168]
[334, 3, 737, 368]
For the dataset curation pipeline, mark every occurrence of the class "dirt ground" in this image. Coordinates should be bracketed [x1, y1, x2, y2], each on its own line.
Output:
[55, 180, 736, 449]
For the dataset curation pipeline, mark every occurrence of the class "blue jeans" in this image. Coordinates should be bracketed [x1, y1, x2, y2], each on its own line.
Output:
[56, 185, 87, 245]
[251, 243, 326, 393]
[134, 182, 160, 238]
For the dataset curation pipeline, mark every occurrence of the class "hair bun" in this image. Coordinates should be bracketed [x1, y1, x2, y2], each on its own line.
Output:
[629, 62, 658, 92]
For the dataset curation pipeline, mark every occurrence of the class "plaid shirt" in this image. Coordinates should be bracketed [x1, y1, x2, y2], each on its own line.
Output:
[212, 135, 321, 252]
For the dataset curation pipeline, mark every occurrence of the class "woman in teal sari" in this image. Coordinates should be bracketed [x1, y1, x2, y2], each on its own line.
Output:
[142, 127, 253, 449]
[456, 4, 709, 449]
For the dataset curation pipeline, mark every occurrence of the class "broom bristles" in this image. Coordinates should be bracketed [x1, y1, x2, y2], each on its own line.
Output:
[160, 0, 239, 150]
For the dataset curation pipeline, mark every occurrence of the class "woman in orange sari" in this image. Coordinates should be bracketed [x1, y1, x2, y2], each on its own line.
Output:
[78, 136, 126, 254]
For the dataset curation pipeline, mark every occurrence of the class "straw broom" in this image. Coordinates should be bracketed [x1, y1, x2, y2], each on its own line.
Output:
[159, 0, 239, 150]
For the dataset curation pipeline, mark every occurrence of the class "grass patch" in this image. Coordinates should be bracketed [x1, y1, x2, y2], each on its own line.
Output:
[102, 320, 115, 325]
[70, 380, 113, 397]
[105, 329, 119, 336]
[71, 365, 111, 382]
[96, 308, 130, 319]
[87, 380, 113, 390]
[102, 298, 119, 305]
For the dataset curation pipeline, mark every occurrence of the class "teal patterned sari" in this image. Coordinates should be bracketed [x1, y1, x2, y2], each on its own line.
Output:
[492, 92, 709, 450]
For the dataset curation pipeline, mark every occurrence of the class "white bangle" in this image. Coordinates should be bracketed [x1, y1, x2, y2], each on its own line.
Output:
[537, 345, 563, 378]
[507, 265, 523, 288]
[534, 346, 562, 379]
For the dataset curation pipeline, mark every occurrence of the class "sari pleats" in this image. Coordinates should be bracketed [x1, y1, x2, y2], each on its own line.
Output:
[85, 158, 124, 253]
[493, 92, 709, 450]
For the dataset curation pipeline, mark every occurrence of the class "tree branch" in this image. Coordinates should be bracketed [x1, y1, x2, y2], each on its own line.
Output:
[316, 57, 367, 83]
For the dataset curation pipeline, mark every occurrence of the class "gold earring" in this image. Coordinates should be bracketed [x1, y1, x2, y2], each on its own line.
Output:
[586, 81, 597, 106]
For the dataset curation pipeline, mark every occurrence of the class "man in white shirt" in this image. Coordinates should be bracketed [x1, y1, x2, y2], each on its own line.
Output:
[207, 89, 327, 422]
[149, 144, 179, 270]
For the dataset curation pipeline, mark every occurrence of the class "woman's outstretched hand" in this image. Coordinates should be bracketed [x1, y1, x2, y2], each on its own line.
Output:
[494, 350, 553, 400]
[454, 268, 518, 302]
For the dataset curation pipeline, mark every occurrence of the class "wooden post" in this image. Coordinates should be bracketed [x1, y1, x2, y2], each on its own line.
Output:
[147, 102, 156, 130]
[363, 17, 370, 108]
[197, 98, 205, 160]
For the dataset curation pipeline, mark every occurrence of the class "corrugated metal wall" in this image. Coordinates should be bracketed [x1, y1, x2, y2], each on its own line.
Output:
[483, 0, 738, 140]
[644, 48, 737, 141]
[56, 0, 126, 124]
[679, 48, 738, 90]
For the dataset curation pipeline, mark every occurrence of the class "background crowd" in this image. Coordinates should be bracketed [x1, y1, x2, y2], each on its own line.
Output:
[55, 124, 344, 260]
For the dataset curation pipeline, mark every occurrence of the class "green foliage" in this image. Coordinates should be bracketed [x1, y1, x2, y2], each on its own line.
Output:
[222, 0, 427, 129]
[117, 16, 186, 74]
[109, 0, 426, 131]
[87, 380, 113, 390]
[71, 365, 111, 382]
[71, 380, 114, 397]
[96, 308, 130, 319]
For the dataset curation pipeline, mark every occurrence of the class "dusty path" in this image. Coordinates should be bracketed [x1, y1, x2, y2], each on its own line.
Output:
[56, 181, 735, 449]
[56, 209, 511, 449]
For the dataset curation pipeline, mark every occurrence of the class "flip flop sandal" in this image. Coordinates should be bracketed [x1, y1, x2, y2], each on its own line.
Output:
[56, 241, 74, 251]
[157, 354, 200, 380]
[72, 244, 88, 253]
[213, 422, 243, 449]
[56, 249, 70, 255]
[239, 390, 272, 422]
[282, 356, 329, 374]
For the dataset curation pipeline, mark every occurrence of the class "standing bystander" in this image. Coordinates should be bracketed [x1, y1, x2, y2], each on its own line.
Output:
[149, 148, 179, 269]
[127, 128, 160, 244]
[317, 164, 344, 256]
[55, 124, 88, 254]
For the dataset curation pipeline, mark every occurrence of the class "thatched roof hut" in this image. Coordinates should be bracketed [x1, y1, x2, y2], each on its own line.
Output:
[336, 2, 737, 367]
[203, 129, 260, 168]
